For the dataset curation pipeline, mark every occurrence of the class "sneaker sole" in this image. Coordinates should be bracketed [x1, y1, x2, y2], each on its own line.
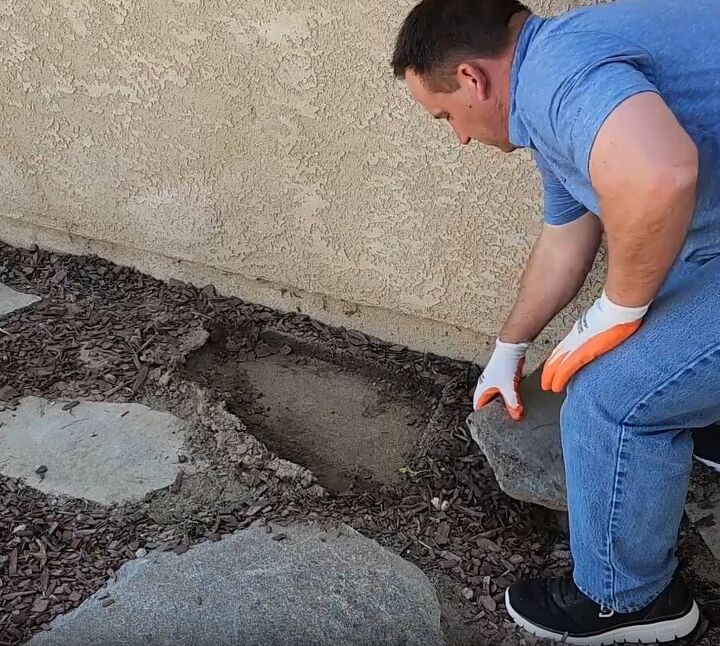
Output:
[693, 454, 720, 473]
[505, 588, 700, 645]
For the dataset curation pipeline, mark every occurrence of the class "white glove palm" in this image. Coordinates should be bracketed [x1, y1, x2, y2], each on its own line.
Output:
[473, 339, 528, 421]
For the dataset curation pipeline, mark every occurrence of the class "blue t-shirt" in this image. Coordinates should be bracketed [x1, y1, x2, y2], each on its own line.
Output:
[511, 0, 720, 263]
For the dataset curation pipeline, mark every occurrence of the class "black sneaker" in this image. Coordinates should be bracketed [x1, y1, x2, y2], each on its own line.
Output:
[505, 572, 699, 645]
[693, 424, 720, 473]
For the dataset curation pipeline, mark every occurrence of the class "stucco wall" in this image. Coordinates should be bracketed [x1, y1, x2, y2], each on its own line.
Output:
[0, 0, 603, 366]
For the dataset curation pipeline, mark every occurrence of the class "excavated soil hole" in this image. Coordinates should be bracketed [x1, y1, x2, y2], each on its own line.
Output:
[183, 328, 435, 491]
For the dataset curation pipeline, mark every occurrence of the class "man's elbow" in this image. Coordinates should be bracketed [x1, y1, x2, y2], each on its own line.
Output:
[645, 145, 698, 203]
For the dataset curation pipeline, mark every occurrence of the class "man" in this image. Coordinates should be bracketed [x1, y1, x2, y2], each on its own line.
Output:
[392, 0, 720, 643]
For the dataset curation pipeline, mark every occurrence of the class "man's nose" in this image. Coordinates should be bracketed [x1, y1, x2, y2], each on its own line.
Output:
[451, 122, 470, 145]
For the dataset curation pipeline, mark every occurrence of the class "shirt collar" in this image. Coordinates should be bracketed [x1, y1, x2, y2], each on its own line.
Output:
[508, 14, 545, 149]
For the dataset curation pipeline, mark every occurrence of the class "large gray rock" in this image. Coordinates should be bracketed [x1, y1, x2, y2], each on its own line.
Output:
[0, 283, 40, 317]
[30, 523, 445, 646]
[467, 369, 567, 511]
[468, 371, 720, 564]
[0, 397, 185, 504]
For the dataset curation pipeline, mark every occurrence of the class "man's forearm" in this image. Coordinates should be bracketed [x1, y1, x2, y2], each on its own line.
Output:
[500, 214, 602, 344]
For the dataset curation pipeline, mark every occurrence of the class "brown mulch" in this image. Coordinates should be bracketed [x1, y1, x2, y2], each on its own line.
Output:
[0, 480, 148, 644]
[1, 241, 719, 646]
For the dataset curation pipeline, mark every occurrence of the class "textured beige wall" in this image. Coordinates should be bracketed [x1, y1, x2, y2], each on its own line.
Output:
[0, 0, 603, 365]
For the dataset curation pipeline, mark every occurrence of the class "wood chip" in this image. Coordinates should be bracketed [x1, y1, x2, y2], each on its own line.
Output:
[169, 471, 183, 495]
[40, 568, 50, 591]
[475, 537, 501, 552]
[51, 269, 68, 284]
[478, 595, 497, 613]
[31, 598, 49, 613]
[434, 522, 450, 546]
[131, 363, 149, 395]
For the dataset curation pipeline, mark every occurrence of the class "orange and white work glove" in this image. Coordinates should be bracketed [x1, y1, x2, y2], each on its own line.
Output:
[541, 291, 650, 393]
[473, 339, 528, 421]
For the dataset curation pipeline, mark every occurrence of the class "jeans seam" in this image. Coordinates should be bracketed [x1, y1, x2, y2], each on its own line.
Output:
[606, 423, 625, 610]
[605, 340, 720, 610]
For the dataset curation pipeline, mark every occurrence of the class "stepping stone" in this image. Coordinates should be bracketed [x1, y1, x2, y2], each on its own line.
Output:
[29, 523, 445, 646]
[0, 283, 40, 317]
[0, 397, 185, 504]
[467, 369, 567, 511]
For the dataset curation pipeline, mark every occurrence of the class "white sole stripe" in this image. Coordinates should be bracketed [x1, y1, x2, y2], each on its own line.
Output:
[693, 454, 720, 473]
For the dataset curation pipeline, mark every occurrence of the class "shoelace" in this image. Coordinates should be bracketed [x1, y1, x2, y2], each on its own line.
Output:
[548, 575, 616, 619]
[547, 573, 585, 608]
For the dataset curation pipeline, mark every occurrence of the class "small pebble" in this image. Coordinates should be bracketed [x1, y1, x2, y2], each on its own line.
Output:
[35, 465, 48, 475]
[101, 598, 115, 608]
[178, 455, 188, 464]
[134, 548, 147, 559]
[462, 587, 474, 600]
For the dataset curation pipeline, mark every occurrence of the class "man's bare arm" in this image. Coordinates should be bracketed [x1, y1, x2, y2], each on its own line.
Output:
[540, 92, 698, 392]
[500, 213, 602, 344]
[474, 213, 600, 417]
[590, 92, 698, 306]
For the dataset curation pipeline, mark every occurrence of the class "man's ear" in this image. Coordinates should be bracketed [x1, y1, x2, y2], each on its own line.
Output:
[456, 63, 488, 100]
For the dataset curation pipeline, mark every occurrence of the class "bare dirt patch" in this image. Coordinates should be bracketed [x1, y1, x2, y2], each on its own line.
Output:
[182, 328, 433, 491]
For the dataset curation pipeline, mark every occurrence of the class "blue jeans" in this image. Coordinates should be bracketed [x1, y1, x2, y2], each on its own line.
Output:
[561, 254, 720, 612]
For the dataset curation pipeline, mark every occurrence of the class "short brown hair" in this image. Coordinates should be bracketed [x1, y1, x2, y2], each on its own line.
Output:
[392, 0, 528, 90]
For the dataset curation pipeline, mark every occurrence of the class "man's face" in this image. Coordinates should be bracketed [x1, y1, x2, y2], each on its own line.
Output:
[405, 68, 512, 151]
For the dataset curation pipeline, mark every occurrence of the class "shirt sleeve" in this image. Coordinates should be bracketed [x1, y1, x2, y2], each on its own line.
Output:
[532, 150, 587, 225]
[518, 32, 661, 181]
